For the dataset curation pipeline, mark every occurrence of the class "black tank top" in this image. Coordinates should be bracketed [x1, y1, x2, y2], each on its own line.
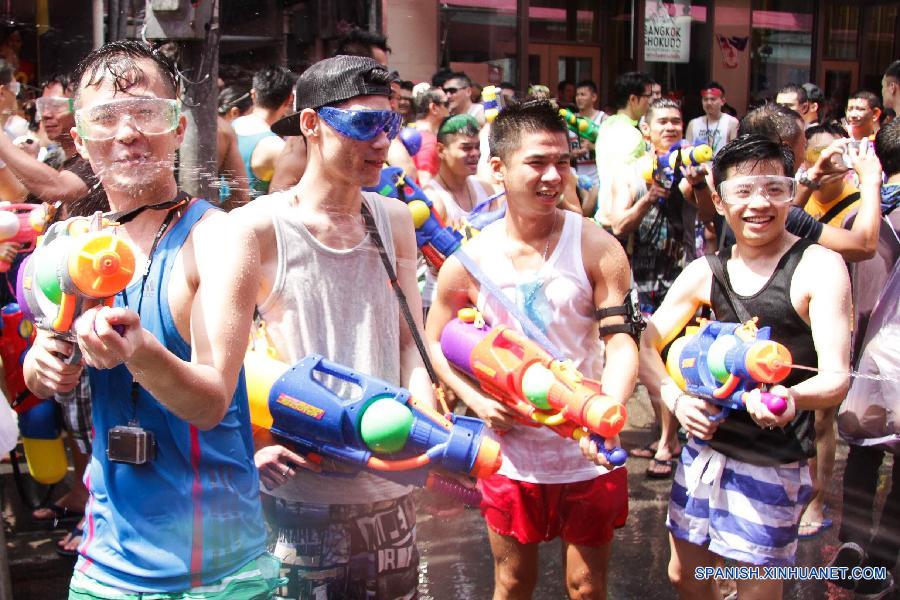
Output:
[706, 238, 818, 465]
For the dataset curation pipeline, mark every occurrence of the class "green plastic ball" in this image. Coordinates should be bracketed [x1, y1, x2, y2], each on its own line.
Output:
[707, 334, 738, 383]
[359, 398, 414, 453]
[521, 364, 555, 410]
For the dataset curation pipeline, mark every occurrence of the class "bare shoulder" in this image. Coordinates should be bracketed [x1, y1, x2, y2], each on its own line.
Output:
[796, 241, 848, 284]
[377, 194, 414, 228]
[192, 208, 256, 256]
[581, 217, 628, 271]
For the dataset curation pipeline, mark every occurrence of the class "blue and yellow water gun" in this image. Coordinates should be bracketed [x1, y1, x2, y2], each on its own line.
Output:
[665, 319, 791, 419]
[244, 351, 502, 505]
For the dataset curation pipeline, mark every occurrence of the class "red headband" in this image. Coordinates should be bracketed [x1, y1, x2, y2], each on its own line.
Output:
[701, 88, 724, 98]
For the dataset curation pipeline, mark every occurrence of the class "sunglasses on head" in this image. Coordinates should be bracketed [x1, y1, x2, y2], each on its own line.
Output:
[317, 107, 402, 141]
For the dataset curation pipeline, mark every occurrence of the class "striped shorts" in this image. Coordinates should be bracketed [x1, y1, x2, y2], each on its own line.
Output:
[667, 439, 813, 566]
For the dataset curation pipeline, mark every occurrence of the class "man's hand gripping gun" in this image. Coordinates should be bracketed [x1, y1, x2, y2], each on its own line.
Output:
[366, 166, 463, 268]
[665, 319, 792, 420]
[440, 308, 628, 465]
[638, 140, 713, 190]
[17, 212, 136, 354]
[244, 351, 502, 505]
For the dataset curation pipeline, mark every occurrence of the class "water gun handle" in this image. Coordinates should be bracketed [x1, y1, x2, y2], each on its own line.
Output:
[588, 433, 627, 467]
[426, 472, 482, 506]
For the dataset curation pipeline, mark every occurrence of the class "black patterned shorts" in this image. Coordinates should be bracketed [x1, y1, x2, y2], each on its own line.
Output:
[262, 494, 419, 600]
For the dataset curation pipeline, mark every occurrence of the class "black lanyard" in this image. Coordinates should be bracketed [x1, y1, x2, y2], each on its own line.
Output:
[116, 194, 189, 423]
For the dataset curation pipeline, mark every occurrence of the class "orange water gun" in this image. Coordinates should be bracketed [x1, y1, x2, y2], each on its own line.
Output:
[440, 308, 628, 465]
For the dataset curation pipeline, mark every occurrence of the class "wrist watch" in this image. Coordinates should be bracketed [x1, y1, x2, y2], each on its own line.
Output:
[796, 169, 820, 190]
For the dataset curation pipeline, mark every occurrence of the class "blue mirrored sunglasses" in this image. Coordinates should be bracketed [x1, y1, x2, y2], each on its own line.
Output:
[317, 107, 402, 141]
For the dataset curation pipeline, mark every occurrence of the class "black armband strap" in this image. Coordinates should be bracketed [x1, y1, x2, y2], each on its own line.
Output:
[595, 289, 646, 341]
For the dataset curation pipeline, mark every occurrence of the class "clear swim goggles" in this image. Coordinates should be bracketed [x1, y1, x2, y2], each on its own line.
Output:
[718, 175, 795, 206]
[75, 97, 180, 141]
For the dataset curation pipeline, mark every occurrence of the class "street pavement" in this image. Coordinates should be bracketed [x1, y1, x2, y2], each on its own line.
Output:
[4, 386, 895, 599]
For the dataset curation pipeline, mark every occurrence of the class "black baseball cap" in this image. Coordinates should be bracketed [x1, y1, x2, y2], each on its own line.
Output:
[271, 55, 393, 137]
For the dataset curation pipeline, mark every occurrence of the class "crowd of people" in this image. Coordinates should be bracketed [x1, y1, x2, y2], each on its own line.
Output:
[0, 23, 896, 600]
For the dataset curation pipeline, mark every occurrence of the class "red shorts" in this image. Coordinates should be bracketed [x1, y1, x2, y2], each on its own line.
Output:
[479, 468, 629, 546]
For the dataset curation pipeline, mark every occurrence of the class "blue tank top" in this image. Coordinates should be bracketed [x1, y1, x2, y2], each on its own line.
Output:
[76, 199, 266, 592]
[237, 129, 278, 196]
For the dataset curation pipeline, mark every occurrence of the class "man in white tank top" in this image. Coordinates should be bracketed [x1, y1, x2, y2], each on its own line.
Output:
[424, 114, 497, 229]
[233, 56, 434, 600]
[425, 100, 639, 600]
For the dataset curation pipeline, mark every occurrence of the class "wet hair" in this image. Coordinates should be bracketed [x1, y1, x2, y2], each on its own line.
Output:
[777, 83, 807, 104]
[875, 118, 900, 178]
[489, 99, 567, 160]
[336, 27, 390, 57]
[739, 103, 804, 149]
[885, 60, 900, 82]
[576, 80, 598, 95]
[437, 114, 479, 145]
[645, 97, 681, 122]
[849, 90, 882, 112]
[804, 120, 849, 140]
[612, 71, 653, 109]
[414, 86, 444, 119]
[218, 83, 252, 115]
[252, 66, 295, 110]
[71, 40, 179, 104]
[712, 134, 794, 189]
[40, 73, 73, 95]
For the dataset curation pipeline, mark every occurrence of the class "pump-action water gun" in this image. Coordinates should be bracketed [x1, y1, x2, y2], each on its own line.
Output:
[17, 212, 136, 336]
[0, 203, 54, 271]
[244, 351, 502, 505]
[0, 303, 67, 485]
[440, 308, 628, 465]
[664, 319, 791, 420]
[559, 108, 599, 143]
[638, 140, 713, 190]
[366, 166, 463, 268]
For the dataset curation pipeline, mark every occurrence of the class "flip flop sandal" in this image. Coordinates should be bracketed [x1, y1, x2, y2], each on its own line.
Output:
[646, 458, 675, 479]
[32, 504, 84, 528]
[55, 525, 83, 558]
[797, 518, 833, 539]
[629, 443, 657, 459]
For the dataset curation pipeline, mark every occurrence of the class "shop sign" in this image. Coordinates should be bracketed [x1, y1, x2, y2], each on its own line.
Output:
[644, 1, 691, 63]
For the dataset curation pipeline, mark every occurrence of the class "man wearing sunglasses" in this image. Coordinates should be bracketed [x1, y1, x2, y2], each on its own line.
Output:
[24, 41, 276, 598]
[444, 71, 485, 127]
[640, 135, 852, 599]
[234, 55, 433, 600]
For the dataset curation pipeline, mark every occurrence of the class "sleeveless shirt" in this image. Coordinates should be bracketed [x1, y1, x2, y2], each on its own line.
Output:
[254, 190, 409, 504]
[78, 199, 266, 592]
[470, 211, 611, 483]
[707, 238, 818, 465]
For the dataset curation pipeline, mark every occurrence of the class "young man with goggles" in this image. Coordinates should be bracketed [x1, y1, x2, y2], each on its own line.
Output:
[640, 135, 852, 599]
[233, 55, 433, 600]
[24, 40, 277, 599]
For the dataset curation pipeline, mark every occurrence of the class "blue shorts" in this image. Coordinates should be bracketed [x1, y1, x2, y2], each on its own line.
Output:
[667, 439, 813, 566]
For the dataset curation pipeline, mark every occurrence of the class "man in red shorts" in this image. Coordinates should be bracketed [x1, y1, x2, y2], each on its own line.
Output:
[426, 99, 640, 599]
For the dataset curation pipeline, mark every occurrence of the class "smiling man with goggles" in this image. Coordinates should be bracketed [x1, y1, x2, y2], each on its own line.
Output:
[718, 175, 795, 205]
[35, 96, 74, 116]
[75, 97, 180, 141]
[316, 106, 402, 141]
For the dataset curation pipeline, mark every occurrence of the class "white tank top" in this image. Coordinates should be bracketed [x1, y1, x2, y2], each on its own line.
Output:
[425, 175, 492, 225]
[253, 190, 410, 504]
[468, 210, 610, 483]
[422, 176, 493, 308]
